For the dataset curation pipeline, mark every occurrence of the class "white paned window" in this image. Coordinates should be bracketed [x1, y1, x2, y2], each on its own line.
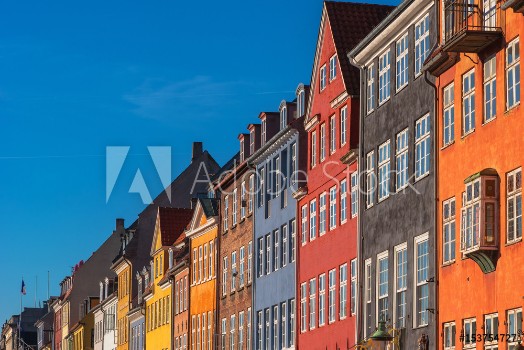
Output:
[281, 302, 287, 349]
[507, 308, 522, 350]
[506, 37, 520, 110]
[273, 230, 279, 271]
[463, 318, 476, 348]
[273, 306, 278, 350]
[415, 114, 430, 179]
[232, 189, 238, 226]
[311, 131, 317, 168]
[461, 178, 482, 252]
[366, 151, 375, 208]
[258, 238, 264, 277]
[329, 186, 337, 229]
[224, 196, 229, 231]
[310, 199, 317, 241]
[330, 115, 336, 154]
[484, 56, 496, 122]
[484, 313, 498, 348]
[239, 247, 245, 287]
[507, 168, 522, 243]
[301, 205, 308, 245]
[367, 64, 376, 113]
[379, 50, 391, 104]
[443, 198, 456, 263]
[319, 192, 327, 235]
[340, 179, 348, 223]
[320, 65, 327, 91]
[395, 244, 407, 328]
[300, 283, 307, 333]
[222, 257, 228, 296]
[443, 83, 455, 145]
[266, 234, 271, 274]
[248, 241, 252, 283]
[231, 251, 237, 292]
[364, 259, 372, 334]
[346, 262, 353, 317]
[280, 106, 287, 130]
[330, 55, 337, 81]
[415, 14, 430, 76]
[282, 224, 288, 267]
[443, 322, 456, 350]
[249, 175, 254, 214]
[290, 300, 295, 346]
[351, 172, 358, 218]
[318, 274, 326, 326]
[320, 124, 326, 162]
[328, 269, 336, 323]
[415, 234, 429, 327]
[377, 253, 389, 323]
[340, 106, 347, 146]
[396, 33, 409, 90]
[462, 69, 476, 135]
[396, 129, 409, 191]
[309, 278, 316, 330]
[291, 220, 296, 262]
[378, 140, 391, 201]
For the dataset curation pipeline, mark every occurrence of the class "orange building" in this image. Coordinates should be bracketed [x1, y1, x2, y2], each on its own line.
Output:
[425, 0, 523, 348]
[185, 198, 219, 350]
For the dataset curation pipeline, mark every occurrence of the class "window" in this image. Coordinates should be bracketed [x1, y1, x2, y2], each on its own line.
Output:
[415, 114, 430, 179]
[396, 33, 409, 91]
[378, 140, 391, 201]
[202, 313, 206, 350]
[462, 318, 476, 348]
[291, 220, 296, 262]
[261, 118, 267, 146]
[280, 106, 287, 130]
[328, 269, 336, 323]
[210, 240, 214, 278]
[415, 14, 430, 76]
[507, 168, 522, 243]
[341, 179, 348, 223]
[484, 56, 497, 123]
[250, 129, 255, 156]
[241, 181, 246, 219]
[203, 244, 208, 280]
[320, 65, 327, 91]
[377, 253, 389, 322]
[340, 106, 347, 146]
[273, 230, 279, 271]
[247, 308, 252, 350]
[282, 225, 288, 267]
[484, 313, 498, 349]
[249, 175, 254, 214]
[328, 116, 336, 156]
[345, 262, 352, 317]
[443, 322, 456, 350]
[232, 189, 238, 226]
[351, 172, 358, 218]
[364, 259, 372, 334]
[257, 311, 262, 350]
[320, 124, 326, 162]
[310, 200, 317, 241]
[297, 88, 306, 117]
[275, 157, 281, 197]
[301, 205, 308, 245]
[507, 308, 522, 350]
[259, 168, 265, 208]
[238, 312, 244, 350]
[265, 309, 270, 350]
[230, 315, 235, 350]
[248, 241, 253, 283]
[300, 283, 307, 333]
[222, 257, 228, 296]
[231, 251, 237, 292]
[329, 187, 337, 229]
[309, 278, 316, 329]
[221, 318, 226, 350]
[379, 50, 391, 104]
[415, 234, 429, 327]
[281, 302, 287, 349]
[311, 131, 317, 168]
[367, 64, 376, 113]
[240, 140, 244, 163]
[506, 37, 520, 109]
[443, 198, 456, 263]
[463, 69, 476, 135]
[395, 244, 407, 328]
[224, 196, 229, 231]
[366, 151, 375, 208]
[266, 234, 271, 274]
[318, 274, 326, 326]
[319, 193, 326, 234]
[396, 129, 409, 190]
[329, 55, 337, 81]
[290, 300, 295, 346]
[443, 83, 455, 145]
[198, 247, 203, 282]
[272, 306, 278, 350]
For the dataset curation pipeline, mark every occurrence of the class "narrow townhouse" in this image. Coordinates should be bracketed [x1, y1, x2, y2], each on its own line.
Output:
[424, 0, 524, 348]
[216, 144, 254, 350]
[296, 2, 392, 349]
[93, 278, 117, 350]
[169, 234, 190, 350]
[144, 207, 193, 350]
[348, 0, 438, 347]
[252, 85, 308, 350]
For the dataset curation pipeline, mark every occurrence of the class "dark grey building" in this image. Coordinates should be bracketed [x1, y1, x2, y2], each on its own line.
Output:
[348, 0, 437, 348]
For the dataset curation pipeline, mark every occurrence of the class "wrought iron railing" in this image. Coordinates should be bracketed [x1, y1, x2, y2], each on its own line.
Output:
[444, 0, 501, 43]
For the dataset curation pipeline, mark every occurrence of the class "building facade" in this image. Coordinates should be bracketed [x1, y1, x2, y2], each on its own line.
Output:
[349, 0, 437, 348]
[170, 239, 190, 350]
[296, 3, 392, 349]
[424, 0, 524, 348]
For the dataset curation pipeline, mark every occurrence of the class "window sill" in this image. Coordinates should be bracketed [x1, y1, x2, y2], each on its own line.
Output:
[442, 260, 455, 267]
[378, 97, 390, 107]
[341, 219, 348, 225]
[395, 83, 408, 94]
[412, 324, 429, 330]
[482, 117, 496, 126]
[505, 238, 522, 247]
[378, 195, 389, 203]
[367, 109, 375, 116]
[319, 231, 327, 237]
[506, 101, 521, 113]
[461, 129, 475, 139]
[414, 172, 430, 183]
[440, 140, 455, 150]
[230, 290, 236, 296]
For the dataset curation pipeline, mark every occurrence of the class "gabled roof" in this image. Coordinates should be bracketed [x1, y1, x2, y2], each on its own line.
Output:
[200, 198, 219, 218]
[151, 207, 193, 255]
[308, 1, 393, 111]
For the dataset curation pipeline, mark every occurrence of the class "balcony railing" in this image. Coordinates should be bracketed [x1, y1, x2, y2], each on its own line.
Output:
[443, 0, 502, 52]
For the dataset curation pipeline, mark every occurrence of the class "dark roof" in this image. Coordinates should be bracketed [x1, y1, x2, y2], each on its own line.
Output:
[325, 1, 394, 95]
[157, 207, 194, 247]
[199, 197, 220, 218]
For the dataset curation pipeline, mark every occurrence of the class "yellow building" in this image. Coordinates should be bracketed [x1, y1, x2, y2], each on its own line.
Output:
[68, 297, 98, 350]
[112, 258, 131, 350]
[144, 207, 193, 350]
[186, 198, 219, 350]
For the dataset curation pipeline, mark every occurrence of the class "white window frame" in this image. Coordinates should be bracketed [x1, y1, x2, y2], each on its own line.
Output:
[507, 168, 522, 243]
[290, 299, 295, 346]
[282, 224, 288, 267]
[281, 302, 287, 349]
[329, 54, 337, 81]
[224, 196, 229, 231]
[396, 129, 409, 191]
[238, 311, 244, 350]
[340, 179, 348, 224]
[506, 37, 520, 110]
[351, 172, 358, 218]
[507, 308, 522, 349]
[443, 321, 456, 350]
[230, 315, 235, 350]
[266, 234, 271, 274]
[367, 64, 376, 113]
[460, 178, 482, 252]
[377, 251, 389, 324]
[240, 139, 245, 163]
[320, 64, 327, 91]
[319, 192, 327, 235]
[320, 123, 326, 162]
[300, 283, 307, 333]
[346, 262, 353, 317]
[256, 311, 262, 350]
[291, 220, 296, 262]
[462, 318, 476, 349]
[311, 131, 317, 169]
[247, 241, 252, 284]
[462, 69, 476, 136]
[273, 230, 279, 271]
[318, 273, 326, 327]
[366, 151, 375, 208]
[280, 105, 287, 130]
[483, 56, 497, 123]
[309, 278, 316, 330]
[261, 118, 267, 146]
[378, 50, 391, 105]
[231, 251, 237, 292]
[258, 237, 264, 277]
[328, 269, 336, 324]
[396, 33, 409, 91]
[378, 140, 391, 201]
[232, 189, 238, 226]
[249, 175, 254, 214]
[330, 115, 336, 154]
[443, 83, 455, 146]
[484, 313, 498, 348]
[241, 181, 246, 219]
[415, 14, 430, 77]
[301, 205, 308, 245]
[394, 243, 407, 329]
[414, 232, 429, 328]
[272, 306, 278, 350]
[329, 186, 337, 230]
[364, 259, 372, 334]
[443, 197, 456, 264]
[340, 106, 347, 146]
[310, 199, 317, 241]
[415, 114, 430, 180]
[222, 256, 228, 296]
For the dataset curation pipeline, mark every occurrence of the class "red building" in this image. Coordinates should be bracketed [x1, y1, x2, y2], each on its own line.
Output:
[295, 2, 392, 349]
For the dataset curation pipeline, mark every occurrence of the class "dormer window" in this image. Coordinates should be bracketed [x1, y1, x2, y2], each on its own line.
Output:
[99, 282, 104, 302]
[460, 170, 500, 272]
[280, 105, 287, 130]
[297, 88, 306, 117]
[169, 248, 174, 269]
[320, 65, 327, 91]
[240, 139, 245, 162]
[261, 118, 267, 146]
[104, 278, 109, 299]
[250, 129, 255, 155]
[137, 272, 143, 304]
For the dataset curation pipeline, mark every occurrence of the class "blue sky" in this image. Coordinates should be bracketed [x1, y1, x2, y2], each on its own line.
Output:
[0, 0, 396, 321]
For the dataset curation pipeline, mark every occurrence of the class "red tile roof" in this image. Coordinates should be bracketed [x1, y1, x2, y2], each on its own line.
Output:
[325, 1, 394, 95]
[158, 207, 194, 247]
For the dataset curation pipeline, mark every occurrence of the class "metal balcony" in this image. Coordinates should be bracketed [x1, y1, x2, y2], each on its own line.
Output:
[443, 0, 502, 52]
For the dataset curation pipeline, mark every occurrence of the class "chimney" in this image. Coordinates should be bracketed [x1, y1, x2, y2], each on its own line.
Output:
[115, 218, 125, 236]
[192, 142, 203, 162]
